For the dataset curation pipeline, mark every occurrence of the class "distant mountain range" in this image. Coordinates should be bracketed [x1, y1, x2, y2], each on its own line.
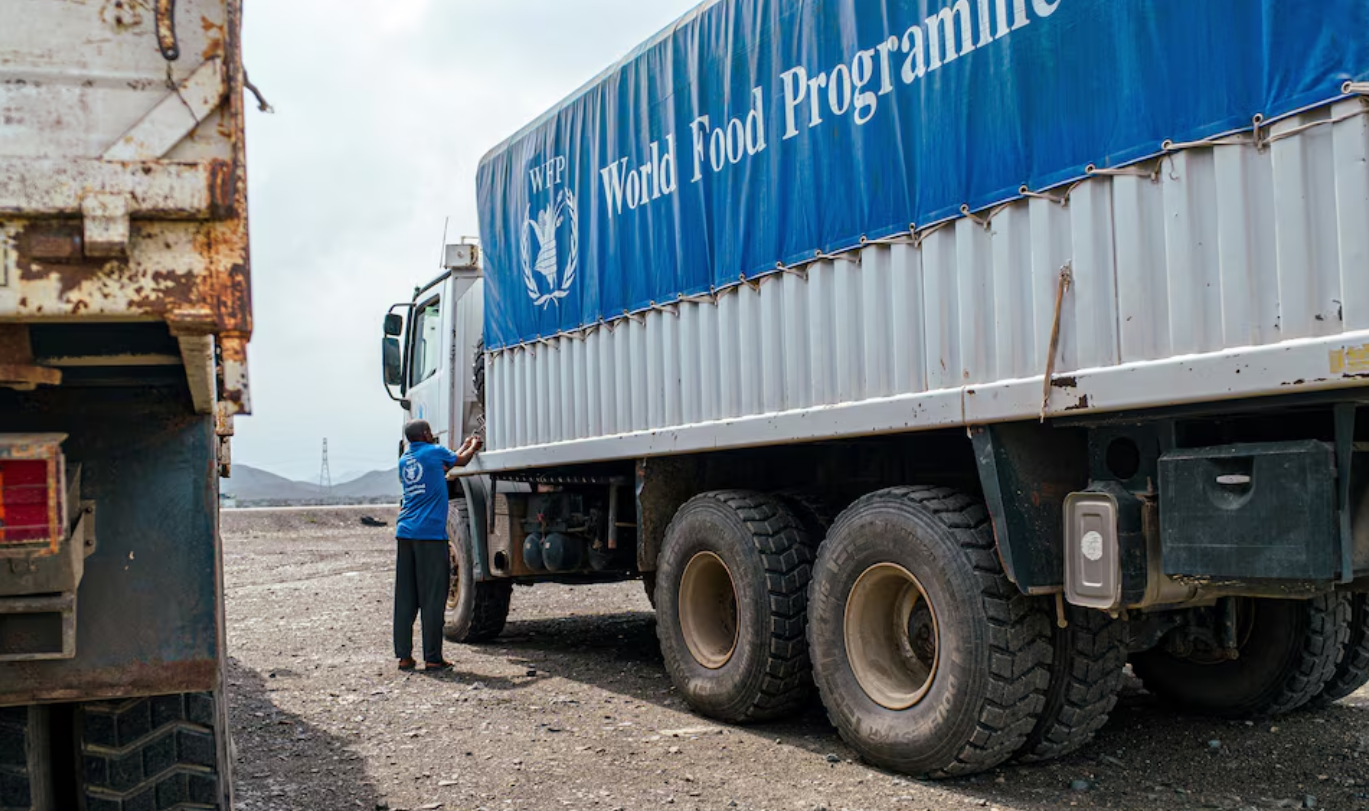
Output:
[223, 465, 399, 505]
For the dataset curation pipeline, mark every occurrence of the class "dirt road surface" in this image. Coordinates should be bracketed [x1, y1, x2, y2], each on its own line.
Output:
[223, 507, 1369, 811]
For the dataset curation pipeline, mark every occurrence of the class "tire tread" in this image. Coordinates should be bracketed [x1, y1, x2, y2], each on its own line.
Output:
[1315, 593, 1369, 704]
[447, 501, 512, 644]
[812, 485, 1051, 778]
[80, 693, 224, 811]
[1017, 608, 1126, 763]
[1270, 593, 1352, 715]
[659, 490, 819, 722]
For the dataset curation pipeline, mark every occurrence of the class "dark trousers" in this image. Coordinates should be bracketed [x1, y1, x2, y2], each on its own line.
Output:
[393, 538, 451, 664]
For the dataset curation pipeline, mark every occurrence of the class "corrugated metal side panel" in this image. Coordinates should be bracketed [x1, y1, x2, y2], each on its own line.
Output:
[486, 104, 1369, 452]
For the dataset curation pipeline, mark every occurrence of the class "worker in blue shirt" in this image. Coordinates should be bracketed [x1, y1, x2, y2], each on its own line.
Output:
[394, 419, 481, 671]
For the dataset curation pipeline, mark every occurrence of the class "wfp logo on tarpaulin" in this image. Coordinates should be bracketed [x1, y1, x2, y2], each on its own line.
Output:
[521, 155, 578, 308]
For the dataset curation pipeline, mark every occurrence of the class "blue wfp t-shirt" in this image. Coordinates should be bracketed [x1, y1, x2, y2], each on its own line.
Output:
[396, 442, 460, 541]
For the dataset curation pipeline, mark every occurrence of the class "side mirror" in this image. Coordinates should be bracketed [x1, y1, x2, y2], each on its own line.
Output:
[383, 313, 404, 336]
[383, 336, 403, 387]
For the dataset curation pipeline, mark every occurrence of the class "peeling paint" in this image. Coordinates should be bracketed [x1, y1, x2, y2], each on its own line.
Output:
[1, 0, 251, 415]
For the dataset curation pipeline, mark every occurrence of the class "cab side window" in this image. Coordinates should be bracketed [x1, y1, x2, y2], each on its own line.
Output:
[409, 298, 442, 387]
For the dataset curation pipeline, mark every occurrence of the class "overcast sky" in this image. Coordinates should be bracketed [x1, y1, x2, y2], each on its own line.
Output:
[235, 0, 700, 482]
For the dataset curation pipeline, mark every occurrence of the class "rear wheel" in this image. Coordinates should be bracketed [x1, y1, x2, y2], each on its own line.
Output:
[1132, 594, 1350, 718]
[1017, 606, 1126, 762]
[808, 486, 1052, 778]
[445, 500, 512, 643]
[1314, 593, 1369, 704]
[656, 491, 817, 723]
[77, 690, 232, 810]
[775, 489, 841, 537]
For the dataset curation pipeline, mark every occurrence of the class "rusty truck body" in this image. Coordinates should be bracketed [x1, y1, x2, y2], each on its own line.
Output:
[0, 0, 250, 807]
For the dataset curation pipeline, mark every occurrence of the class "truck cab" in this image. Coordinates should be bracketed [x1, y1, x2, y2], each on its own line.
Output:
[383, 243, 485, 455]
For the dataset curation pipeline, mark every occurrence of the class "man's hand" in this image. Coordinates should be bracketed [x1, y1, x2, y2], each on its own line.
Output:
[454, 434, 483, 467]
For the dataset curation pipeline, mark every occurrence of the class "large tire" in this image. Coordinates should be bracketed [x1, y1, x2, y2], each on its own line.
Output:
[1017, 606, 1126, 763]
[472, 338, 486, 408]
[445, 500, 512, 644]
[642, 571, 658, 609]
[471, 339, 487, 440]
[775, 489, 841, 536]
[78, 691, 231, 811]
[808, 486, 1052, 778]
[1132, 594, 1350, 718]
[1316, 593, 1369, 704]
[0, 706, 50, 811]
[656, 491, 818, 723]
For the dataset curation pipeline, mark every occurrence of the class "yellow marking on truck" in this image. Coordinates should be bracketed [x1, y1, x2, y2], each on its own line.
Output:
[1330, 343, 1369, 375]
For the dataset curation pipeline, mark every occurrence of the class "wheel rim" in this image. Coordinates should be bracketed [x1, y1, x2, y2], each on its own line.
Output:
[678, 551, 739, 669]
[845, 563, 939, 710]
[447, 542, 461, 610]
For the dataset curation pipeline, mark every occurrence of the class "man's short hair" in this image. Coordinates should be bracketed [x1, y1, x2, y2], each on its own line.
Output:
[403, 420, 431, 443]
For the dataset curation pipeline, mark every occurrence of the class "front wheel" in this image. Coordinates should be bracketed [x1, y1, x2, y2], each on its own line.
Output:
[808, 486, 1052, 778]
[444, 500, 512, 644]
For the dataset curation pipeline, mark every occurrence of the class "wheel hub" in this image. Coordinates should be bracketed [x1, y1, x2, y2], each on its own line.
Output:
[678, 551, 739, 669]
[845, 563, 939, 711]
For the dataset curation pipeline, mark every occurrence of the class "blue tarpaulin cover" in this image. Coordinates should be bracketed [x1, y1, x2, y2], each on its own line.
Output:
[477, 0, 1369, 350]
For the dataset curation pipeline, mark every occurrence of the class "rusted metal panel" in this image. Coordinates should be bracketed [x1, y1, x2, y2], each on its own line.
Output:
[0, 160, 229, 218]
[0, 326, 61, 390]
[0, 0, 232, 160]
[0, 0, 252, 416]
[103, 58, 227, 162]
[0, 389, 222, 705]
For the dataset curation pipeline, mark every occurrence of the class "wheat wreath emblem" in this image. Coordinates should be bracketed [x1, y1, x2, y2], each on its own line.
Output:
[520, 189, 579, 308]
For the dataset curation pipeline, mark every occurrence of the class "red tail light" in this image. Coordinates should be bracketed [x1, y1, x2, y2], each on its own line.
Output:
[0, 435, 66, 550]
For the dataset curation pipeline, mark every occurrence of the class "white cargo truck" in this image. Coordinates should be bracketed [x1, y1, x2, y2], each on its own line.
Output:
[383, 0, 1369, 777]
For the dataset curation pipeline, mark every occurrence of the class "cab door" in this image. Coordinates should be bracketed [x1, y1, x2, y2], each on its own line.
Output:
[403, 285, 453, 447]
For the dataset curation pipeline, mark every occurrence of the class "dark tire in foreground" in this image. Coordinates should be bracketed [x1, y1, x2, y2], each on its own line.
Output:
[642, 571, 658, 609]
[78, 692, 230, 811]
[0, 706, 50, 811]
[808, 486, 1052, 778]
[1132, 594, 1350, 719]
[445, 500, 512, 644]
[1017, 605, 1127, 763]
[1315, 593, 1369, 705]
[656, 491, 818, 723]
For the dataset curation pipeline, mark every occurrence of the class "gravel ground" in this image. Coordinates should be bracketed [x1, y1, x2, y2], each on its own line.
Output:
[222, 507, 1369, 811]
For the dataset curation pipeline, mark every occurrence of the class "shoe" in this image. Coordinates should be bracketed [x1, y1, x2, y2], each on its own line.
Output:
[424, 659, 454, 672]
[397, 658, 417, 671]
